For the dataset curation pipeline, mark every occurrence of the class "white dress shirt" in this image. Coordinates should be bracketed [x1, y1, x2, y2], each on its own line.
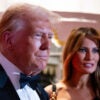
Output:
[0, 53, 40, 100]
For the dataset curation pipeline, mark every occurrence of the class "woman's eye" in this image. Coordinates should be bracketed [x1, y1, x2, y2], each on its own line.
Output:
[92, 48, 99, 53]
[78, 48, 87, 53]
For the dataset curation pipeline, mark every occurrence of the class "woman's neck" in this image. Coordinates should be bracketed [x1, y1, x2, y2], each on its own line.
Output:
[67, 73, 90, 89]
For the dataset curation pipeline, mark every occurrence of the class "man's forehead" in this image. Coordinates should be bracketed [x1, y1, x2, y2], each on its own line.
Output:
[32, 20, 51, 26]
[35, 27, 53, 34]
[12, 18, 54, 34]
[32, 20, 53, 32]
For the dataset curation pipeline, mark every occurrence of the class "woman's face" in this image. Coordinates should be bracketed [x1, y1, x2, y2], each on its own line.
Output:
[72, 37, 99, 74]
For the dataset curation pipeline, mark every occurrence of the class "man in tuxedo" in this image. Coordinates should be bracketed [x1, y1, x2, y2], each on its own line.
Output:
[0, 3, 59, 100]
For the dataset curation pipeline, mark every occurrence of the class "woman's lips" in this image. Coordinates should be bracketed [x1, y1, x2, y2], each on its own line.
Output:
[83, 63, 94, 68]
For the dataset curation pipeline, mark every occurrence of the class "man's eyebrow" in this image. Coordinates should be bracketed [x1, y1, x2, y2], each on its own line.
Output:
[34, 31, 54, 35]
[48, 32, 54, 35]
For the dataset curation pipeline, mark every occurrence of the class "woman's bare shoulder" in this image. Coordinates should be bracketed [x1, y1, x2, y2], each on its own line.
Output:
[45, 81, 67, 94]
[56, 81, 67, 90]
[45, 84, 53, 94]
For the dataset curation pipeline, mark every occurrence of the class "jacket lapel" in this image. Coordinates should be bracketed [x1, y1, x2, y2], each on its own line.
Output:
[36, 83, 49, 100]
[0, 65, 20, 100]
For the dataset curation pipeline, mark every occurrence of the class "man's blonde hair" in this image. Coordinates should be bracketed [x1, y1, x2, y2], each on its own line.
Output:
[0, 3, 60, 36]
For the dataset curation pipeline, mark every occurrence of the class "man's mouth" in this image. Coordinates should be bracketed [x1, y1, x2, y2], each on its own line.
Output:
[37, 56, 48, 61]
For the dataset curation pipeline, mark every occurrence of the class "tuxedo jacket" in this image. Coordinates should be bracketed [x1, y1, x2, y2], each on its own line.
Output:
[0, 65, 49, 100]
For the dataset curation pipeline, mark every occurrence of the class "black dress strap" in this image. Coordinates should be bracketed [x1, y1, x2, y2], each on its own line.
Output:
[50, 84, 57, 100]
[52, 84, 56, 92]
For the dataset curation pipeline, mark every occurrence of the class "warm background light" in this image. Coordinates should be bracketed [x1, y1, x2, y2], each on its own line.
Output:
[0, 0, 100, 14]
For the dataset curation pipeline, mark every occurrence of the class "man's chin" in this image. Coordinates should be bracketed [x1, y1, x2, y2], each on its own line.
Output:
[30, 63, 47, 75]
[33, 66, 45, 75]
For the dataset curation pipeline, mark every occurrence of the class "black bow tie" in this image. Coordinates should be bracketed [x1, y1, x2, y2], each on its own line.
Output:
[19, 73, 40, 89]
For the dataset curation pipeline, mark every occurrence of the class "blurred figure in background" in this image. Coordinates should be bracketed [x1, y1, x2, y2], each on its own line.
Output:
[45, 27, 100, 100]
[0, 3, 59, 100]
[0, 12, 3, 20]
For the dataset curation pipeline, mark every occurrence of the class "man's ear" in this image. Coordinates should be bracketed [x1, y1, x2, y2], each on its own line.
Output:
[2, 31, 12, 48]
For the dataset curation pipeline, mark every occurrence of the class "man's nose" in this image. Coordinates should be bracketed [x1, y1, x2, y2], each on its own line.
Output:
[40, 37, 50, 50]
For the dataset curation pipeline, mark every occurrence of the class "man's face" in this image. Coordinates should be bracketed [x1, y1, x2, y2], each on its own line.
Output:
[10, 20, 53, 75]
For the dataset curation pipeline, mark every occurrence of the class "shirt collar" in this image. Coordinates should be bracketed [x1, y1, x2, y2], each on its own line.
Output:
[0, 53, 21, 90]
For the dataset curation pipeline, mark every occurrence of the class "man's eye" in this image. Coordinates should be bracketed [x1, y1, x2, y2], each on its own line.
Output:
[34, 33, 42, 38]
[48, 35, 53, 39]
